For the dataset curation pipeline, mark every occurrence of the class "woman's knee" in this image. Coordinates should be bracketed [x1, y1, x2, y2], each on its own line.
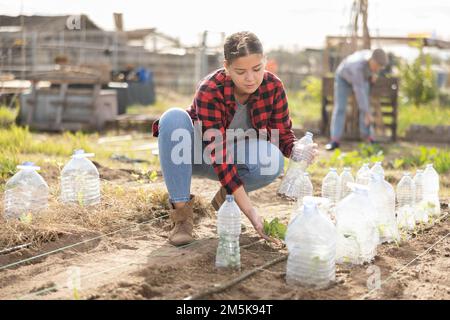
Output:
[158, 108, 192, 132]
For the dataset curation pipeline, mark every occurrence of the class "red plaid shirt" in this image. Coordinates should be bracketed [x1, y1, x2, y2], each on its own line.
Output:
[152, 68, 297, 194]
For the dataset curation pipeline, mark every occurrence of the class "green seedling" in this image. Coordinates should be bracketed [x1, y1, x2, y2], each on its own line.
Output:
[263, 218, 287, 240]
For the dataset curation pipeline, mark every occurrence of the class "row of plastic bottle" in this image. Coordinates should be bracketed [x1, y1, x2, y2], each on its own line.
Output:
[285, 160, 442, 289]
[320, 163, 441, 226]
[276, 131, 443, 289]
[3, 150, 101, 222]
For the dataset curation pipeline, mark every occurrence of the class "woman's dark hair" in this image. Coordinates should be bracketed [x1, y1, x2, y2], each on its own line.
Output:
[224, 31, 264, 64]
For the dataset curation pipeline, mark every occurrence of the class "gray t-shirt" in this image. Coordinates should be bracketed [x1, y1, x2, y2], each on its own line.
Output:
[226, 101, 255, 145]
[228, 101, 252, 131]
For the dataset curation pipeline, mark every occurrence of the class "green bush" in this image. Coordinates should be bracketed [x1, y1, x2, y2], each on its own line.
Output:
[0, 152, 19, 184]
[400, 44, 438, 106]
[393, 146, 450, 174]
[300, 76, 322, 103]
[0, 106, 18, 128]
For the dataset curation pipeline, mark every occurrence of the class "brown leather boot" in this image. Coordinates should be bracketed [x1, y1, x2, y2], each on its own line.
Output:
[168, 195, 194, 246]
[211, 187, 228, 211]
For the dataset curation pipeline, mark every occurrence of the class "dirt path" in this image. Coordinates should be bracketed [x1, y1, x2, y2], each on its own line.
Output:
[0, 173, 448, 300]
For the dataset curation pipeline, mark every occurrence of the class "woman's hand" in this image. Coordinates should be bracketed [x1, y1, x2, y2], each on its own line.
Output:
[232, 186, 281, 245]
[292, 142, 320, 165]
[246, 208, 282, 245]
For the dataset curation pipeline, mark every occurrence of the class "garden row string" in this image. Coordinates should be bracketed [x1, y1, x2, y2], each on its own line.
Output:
[358, 211, 449, 300]
[15, 212, 449, 300]
[0, 178, 165, 270]
[0, 212, 170, 272]
[18, 238, 266, 299]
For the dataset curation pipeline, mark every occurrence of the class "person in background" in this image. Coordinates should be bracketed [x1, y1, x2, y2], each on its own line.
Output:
[325, 48, 388, 151]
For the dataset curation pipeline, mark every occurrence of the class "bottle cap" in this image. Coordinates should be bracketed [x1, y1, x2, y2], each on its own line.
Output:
[225, 194, 234, 202]
[17, 161, 40, 171]
[72, 149, 95, 159]
[302, 196, 317, 212]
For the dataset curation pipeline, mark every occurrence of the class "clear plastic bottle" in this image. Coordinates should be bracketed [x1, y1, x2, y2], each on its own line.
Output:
[368, 173, 400, 244]
[61, 149, 100, 206]
[356, 163, 371, 185]
[285, 196, 336, 289]
[396, 173, 416, 231]
[370, 162, 385, 178]
[216, 195, 241, 269]
[4, 162, 49, 222]
[413, 169, 428, 224]
[339, 167, 354, 200]
[293, 172, 313, 209]
[422, 164, 440, 217]
[335, 183, 379, 264]
[321, 168, 341, 204]
[278, 132, 314, 198]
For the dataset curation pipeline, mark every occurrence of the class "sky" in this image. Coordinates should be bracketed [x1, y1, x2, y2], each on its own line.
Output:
[1, 0, 450, 52]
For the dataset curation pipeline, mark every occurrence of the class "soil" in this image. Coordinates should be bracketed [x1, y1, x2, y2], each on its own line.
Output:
[0, 139, 448, 300]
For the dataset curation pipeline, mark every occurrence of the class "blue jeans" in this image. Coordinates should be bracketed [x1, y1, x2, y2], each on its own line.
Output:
[158, 108, 285, 203]
[330, 75, 372, 141]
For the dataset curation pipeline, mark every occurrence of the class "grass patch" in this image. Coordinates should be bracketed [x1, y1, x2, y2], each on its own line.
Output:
[390, 146, 450, 174]
[0, 185, 213, 250]
[0, 125, 113, 182]
[287, 91, 321, 126]
[313, 143, 385, 170]
[397, 104, 450, 136]
[0, 106, 18, 128]
[0, 125, 93, 156]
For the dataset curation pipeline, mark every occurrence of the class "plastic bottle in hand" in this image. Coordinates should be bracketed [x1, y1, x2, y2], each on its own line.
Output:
[4, 162, 49, 222]
[291, 132, 314, 171]
[216, 195, 241, 269]
[285, 196, 336, 289]
[278, 132, 314, 198]
[61, 149, 100, 206]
